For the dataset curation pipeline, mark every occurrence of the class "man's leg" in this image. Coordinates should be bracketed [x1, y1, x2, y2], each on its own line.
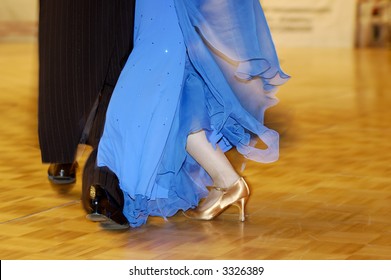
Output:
[81, 0, 135, 229]
[38, 0, 129, 191]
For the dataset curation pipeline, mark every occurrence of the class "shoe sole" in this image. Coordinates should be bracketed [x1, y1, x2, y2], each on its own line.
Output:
[86, 213, 129, 230]
[86, 213, 107, 222]
[48, 176, 76, 185]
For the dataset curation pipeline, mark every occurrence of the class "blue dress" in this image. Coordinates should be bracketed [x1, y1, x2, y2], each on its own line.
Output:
[97, 0, 290, 227]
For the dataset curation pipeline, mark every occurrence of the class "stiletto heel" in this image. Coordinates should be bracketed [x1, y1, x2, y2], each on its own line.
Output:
[233, 197, 247, 222]
[184, 177, 250, 221]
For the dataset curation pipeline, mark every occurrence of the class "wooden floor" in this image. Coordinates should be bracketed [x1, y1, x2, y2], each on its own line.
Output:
[0, 43, 390, 260]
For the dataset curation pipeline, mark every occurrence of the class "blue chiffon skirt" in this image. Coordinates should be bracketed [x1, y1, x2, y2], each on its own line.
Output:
[97, 0, 290, 227]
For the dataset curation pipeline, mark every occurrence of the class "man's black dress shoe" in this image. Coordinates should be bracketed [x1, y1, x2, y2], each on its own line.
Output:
[82, 149, 129, 230]
[85, 184, 129, 230]
[48, 162, 78, 185]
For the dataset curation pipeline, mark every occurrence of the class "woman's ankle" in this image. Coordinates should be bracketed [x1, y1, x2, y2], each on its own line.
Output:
[213, 173, 240, 189]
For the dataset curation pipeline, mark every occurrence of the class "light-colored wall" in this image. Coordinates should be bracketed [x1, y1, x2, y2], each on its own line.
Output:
[261, 0, 357, 48]
[0, 0, 358, 47]
[0, 0, 38, 42]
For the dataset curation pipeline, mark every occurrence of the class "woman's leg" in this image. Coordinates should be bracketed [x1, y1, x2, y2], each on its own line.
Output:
[185, 130, 250, 221]
[186, 130, 239, 189]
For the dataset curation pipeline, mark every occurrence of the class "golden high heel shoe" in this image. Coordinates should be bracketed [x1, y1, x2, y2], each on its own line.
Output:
[184, 177, 250, 222]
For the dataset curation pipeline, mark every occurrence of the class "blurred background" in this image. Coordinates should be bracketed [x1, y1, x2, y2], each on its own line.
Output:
[0, 0, 37, 42]
[0, 0, 390, 47]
